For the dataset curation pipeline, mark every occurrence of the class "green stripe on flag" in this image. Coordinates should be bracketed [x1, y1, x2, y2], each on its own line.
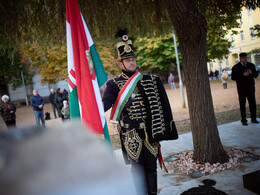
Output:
[90, 45, 107, 87]
[103, 121, 111, 148]
[69, 87, 81, 119]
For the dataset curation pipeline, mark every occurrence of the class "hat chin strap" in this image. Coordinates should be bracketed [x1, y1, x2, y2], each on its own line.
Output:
[122, 61, 136, 73]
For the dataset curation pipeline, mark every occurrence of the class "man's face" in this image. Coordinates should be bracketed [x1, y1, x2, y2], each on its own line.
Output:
[50, 89, 54, 93]
[33, 90, 38, 96]
[3, 98, 8, 103]
[120, 57, 137, 72]
[240, 56, 247, 64]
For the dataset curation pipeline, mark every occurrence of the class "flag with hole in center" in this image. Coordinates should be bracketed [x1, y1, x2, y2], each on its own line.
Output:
[66, 0, 110, 144]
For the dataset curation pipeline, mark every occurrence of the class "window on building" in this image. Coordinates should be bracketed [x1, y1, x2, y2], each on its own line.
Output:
[240, 31, 245, 42]
[247, 8, 252, 15]
[254, 54, 260, 67]
[210, 62, 213, 70]
[250, 28, 255, 40]
[231, 34, 235, 46]
[249, 17, 253, 25]
[225, 58, 229, 67]
[218, 59, 222, 72]
[247, 55, 252, 63]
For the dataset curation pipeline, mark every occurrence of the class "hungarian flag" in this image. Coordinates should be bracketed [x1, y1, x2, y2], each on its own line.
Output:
[66, 0, 111, 144]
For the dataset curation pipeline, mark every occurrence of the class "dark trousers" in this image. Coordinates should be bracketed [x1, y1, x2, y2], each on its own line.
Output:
[223, 83, 227, 89]
[51, 103, 57, 118]
[129, 145, 157, 195]
[56, 107, 62, 118]
[5, 119, 16, 129]
[238, 91, 257, 122]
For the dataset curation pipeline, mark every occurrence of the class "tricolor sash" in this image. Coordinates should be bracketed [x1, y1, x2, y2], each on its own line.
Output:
[110, 71, 143, 121]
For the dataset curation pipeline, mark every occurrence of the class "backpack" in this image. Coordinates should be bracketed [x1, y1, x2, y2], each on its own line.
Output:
[45, 112, 51, 120]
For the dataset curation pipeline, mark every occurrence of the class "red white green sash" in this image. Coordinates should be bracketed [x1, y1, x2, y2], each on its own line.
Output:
[110, 71, 143, 121]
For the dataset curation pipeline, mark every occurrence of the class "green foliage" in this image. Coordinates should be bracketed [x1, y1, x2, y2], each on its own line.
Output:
[20, 42, 67, 84]
[96, 45, 121, 75]
[19, 41, 121, 84]
[253, 24, 260, 37]
[0, 0, 258, 84]
[249, 47, 260, 54]
[0, 0, 171, 50]
[134, 33, 181, 75]
[0, 49, 32, 89]
[206, 11, 241, 60]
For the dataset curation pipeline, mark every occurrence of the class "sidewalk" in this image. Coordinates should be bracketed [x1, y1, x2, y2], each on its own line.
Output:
[114, 119, 260, 195]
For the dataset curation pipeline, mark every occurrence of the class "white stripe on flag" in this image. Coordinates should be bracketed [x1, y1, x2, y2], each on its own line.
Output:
[66, 21, 75, 90]
[69, 74, 76, 85]
[92, 78, 106, 127]
[81, 14, 94, 47]
[78, 100, 82, 120]
[68, 85, 73, 92]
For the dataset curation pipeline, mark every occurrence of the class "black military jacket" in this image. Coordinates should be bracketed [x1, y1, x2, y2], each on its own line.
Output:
[103, 70, 178, 143]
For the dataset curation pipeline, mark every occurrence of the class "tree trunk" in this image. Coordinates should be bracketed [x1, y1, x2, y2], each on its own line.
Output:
[162, 0, 229, 163]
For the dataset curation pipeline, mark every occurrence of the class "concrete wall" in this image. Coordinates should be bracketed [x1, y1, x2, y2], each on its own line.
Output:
[8, 74, 68, 104]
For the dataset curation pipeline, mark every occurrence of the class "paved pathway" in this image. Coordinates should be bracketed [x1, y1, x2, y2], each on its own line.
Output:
[114, 119, 260, 195]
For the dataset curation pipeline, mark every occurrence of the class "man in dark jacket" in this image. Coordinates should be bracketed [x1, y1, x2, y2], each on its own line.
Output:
[49, 88, 57, 119]
[54, 88, 65, 118]
[231, 52, 259, 126]
[102, 29, 178, 195]
[30, 89, 45, 127]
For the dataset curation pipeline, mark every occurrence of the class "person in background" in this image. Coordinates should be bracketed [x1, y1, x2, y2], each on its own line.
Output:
[30, 89, 45, 127]
[209, 70, 214, 80]
[54, 88, 65, 118]
[0, 95, 16, 129]
[221, 69, 229, 89]
[61, 100, 70, 121]
[231, 52, 259, 126]
[49, 88, 57, 119]
[168, 73, 176, 90]
[214, 70, 219, 80]
[63, 89, 69, 101]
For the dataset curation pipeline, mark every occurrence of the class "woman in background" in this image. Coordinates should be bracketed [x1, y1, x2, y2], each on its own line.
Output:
[0, 95, 16, 129]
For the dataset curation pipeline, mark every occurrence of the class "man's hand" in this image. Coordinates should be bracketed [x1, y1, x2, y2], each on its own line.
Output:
[247, 69, 252, 74]
[10, 111, 14, 113]
[39, 105, 43, 109]
[243, 71, 249, 76]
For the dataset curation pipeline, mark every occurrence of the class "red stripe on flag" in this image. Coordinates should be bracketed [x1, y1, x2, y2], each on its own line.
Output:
[110, 70, 138, 120]
[66, 0, 103, 134]
[70, 69, 76, 78]
[91, 70, 96, 80]
[68, 77, 76, 89]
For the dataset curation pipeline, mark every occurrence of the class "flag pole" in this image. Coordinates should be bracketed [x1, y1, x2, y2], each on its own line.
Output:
[172, 27, 186, 108]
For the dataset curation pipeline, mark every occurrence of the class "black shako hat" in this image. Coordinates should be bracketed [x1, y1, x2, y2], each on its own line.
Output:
[115, 28, 136, 61]
[239, 52, 247, 57]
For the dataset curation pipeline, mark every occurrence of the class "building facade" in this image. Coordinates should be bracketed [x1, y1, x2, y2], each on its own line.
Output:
[8, 74, 68, 105]
[208, 7, 260, 73]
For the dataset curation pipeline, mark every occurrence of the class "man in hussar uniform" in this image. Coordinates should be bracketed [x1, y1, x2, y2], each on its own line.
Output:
[102, 29, 178, 195]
